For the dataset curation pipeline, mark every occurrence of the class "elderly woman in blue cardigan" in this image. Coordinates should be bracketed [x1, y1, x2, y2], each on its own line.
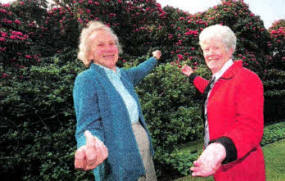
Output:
[73, 21, 161, 181]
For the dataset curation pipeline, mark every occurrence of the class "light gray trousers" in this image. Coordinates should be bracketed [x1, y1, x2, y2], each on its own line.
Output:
[132, 123, 157, 181]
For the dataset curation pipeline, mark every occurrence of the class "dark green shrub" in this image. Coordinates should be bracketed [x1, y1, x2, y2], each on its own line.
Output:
[0, 50, 91, 180]
[136, 61, 211, 178]
[261, 122, 285, 146]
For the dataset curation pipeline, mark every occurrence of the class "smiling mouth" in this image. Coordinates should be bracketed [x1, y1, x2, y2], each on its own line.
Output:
[103, 55, 115, 58]
[208, 57, 219, 61]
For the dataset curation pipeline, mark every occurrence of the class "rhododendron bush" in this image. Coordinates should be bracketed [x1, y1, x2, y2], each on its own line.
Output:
[0, 0, 284, 179]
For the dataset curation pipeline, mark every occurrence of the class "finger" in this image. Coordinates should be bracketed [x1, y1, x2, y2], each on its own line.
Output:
[85, 146, 97, 164]
[74, 147, 87, 170]
[93, 136, 104, 147]
[101, 145, 108, 159]
[92, 136, 108, 160]
[85, 145, 108, 170]
[193, 160, 201, 167]
[191, 166, 202, 176]
[84, 130, 96, 147]
[96, 144, 108, 164]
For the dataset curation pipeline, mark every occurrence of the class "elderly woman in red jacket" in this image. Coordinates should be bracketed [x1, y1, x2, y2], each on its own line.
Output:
[181, 24, 265, 181]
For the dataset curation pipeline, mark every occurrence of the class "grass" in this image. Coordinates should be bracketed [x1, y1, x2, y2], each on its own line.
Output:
[174, 139, 285, 181]
[263, 139, 285, 181]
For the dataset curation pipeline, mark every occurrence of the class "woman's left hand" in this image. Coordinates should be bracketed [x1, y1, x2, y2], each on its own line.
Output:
[74, 130, 108, 171]
[190, 143, 226, 177]
[152, 50, 162, 60]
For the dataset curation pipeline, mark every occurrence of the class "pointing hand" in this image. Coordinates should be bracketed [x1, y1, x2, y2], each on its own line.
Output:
[74, 130, 108, 170]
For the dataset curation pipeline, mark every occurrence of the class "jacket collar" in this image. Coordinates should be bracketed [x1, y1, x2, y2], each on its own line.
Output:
[220, 60, 243, 80]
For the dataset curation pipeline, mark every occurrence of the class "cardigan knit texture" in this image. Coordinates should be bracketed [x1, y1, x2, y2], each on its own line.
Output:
[73, 57, 157, 181]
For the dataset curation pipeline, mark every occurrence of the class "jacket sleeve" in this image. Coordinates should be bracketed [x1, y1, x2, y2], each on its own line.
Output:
[126, 57, 157, 86]
[73, 73, 104, 148]
[190, 74, 210, 94]
[223, 70, 264, 160]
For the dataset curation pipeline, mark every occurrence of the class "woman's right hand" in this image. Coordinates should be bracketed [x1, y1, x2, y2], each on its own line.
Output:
[152, 50, 162, 60]
[74, 130, 108, 170]
[181, 65, 194, 77]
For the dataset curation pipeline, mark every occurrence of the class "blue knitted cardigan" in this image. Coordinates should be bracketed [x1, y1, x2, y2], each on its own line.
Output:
[73, 57, 157, 181]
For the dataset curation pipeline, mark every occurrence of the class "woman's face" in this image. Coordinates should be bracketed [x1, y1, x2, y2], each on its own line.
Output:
[201, 38, 233, 74]
[88, 30, 119, 71]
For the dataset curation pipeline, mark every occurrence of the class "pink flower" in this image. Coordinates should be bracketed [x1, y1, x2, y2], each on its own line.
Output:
[109, 13, 116, 17]
[0, 47, 6, 51]
[77, 18, 83, 24]
[14, 19, 21, 24]
[168, 34, 173, 40]
[177, 54, 183, 60]
[25, 55, 32, 59]
[0, 37, 5, 42]
[2, 73, 8, 78]
[9, 35, 16, 39]
[1, 32, 7, 37]
[0, 9, 7, 13]
[1, 4, 10, 8]
[184, 30, 198, 36]
[12, 31, 23, 36]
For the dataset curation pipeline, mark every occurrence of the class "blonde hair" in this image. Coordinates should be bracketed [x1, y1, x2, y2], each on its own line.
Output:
[199, 24, 236, 52]
[77, 21, 122, 67]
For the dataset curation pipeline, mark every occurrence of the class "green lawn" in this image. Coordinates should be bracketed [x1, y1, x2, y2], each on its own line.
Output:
[174, 139, 285, 181]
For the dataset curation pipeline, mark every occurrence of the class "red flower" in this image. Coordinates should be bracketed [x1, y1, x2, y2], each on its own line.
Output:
[12, 31, 23, 36]
[1, 4, 10, 8]
[25, 55, 32, 59]
[14, 19, 21, 24]
[177, 54, 183, 61]
[1, 32, 7, 37]
[0, 9, 7, 13]
[0, 47, 6, 51]
[9, 35, 16, 39]
[2, 73, 8, 78]
[168, 34, 173, 40]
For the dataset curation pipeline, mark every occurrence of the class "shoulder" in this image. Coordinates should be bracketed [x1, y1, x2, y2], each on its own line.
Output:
[74, 68, 98, 87]
[230, 60, 262, 83]
[234, 66, 263, 91]
[238, 67, 262, 82]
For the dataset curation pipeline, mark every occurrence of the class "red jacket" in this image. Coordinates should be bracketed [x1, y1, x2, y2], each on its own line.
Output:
[193, 60, 265, 181]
